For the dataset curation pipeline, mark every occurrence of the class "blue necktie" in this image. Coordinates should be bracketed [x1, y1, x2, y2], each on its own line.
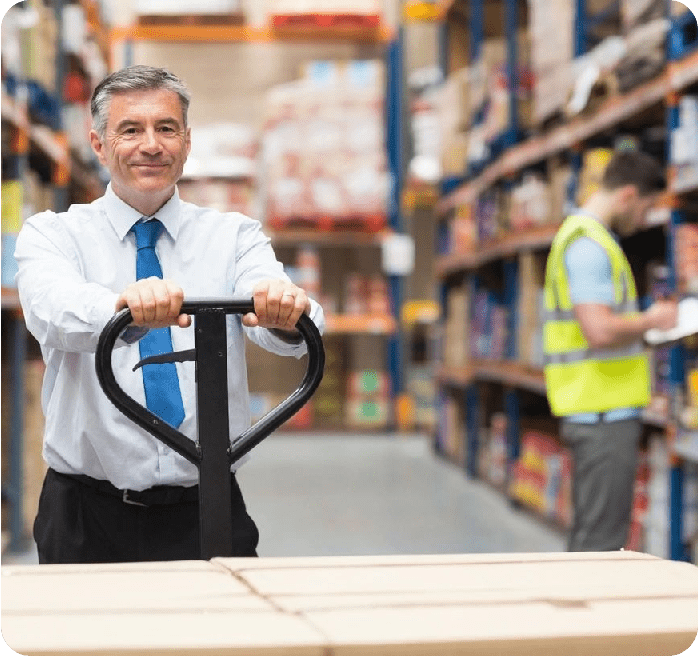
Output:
[131, 219, 185, 428]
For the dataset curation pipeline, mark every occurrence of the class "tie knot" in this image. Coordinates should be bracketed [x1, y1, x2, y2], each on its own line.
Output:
[132, 219, 164, 250]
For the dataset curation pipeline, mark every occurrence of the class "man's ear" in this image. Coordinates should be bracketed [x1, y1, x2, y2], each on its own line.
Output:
[90, 129, 106, 165]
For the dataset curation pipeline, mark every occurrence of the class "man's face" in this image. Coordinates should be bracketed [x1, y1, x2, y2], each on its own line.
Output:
[90, 89, 191, 208]
[614, 187, 658, 237]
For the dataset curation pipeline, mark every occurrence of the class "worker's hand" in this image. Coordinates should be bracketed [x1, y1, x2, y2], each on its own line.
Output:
[244, 279, 310, 334]
[116, 277, 191, 329]
[645, 298, 679, 331]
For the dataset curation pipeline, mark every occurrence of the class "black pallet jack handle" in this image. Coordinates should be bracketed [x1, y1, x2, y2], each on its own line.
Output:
[96, 299, 324, 559]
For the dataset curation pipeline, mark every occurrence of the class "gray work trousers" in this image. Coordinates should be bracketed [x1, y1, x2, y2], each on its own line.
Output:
[561, 418, 641, 552]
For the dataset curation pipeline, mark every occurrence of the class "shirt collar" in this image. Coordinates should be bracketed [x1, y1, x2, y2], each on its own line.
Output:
[102, 183, 182, 241]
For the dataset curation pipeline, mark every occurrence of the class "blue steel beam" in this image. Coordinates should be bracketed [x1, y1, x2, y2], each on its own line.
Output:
[386, 29, 405, 403]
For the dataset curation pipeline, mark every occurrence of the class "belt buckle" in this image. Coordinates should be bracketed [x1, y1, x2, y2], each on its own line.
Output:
[122, 490, 148, 507]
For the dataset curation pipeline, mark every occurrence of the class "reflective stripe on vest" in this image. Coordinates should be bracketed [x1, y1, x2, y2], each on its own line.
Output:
[543, 215, 650, 416]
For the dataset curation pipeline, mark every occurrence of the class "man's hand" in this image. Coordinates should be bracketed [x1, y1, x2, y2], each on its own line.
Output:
[116, 277, 191, 329]
[244, 279, 310, 333]
[645, 298, 679, 332]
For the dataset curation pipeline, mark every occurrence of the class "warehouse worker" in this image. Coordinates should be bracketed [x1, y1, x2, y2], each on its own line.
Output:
[15, 65, 324, 564]
[543, 150, 677, 552]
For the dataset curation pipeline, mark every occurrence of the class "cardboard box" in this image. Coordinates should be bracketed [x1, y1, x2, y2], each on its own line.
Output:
[441, 132, 469, 178]
[4, 552, 698, 655]
[672, 0, 692, 16]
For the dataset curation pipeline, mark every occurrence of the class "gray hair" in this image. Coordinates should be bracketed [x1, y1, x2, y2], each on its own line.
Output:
[90, 65, 191, 139]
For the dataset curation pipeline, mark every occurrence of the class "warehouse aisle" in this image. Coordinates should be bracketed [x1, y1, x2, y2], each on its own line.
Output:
[2, 432, 565, 565]
[237, 432, 565, 557]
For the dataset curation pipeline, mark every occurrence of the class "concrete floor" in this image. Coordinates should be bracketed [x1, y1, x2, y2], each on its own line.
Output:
[238, 432, 565, 557]
[2, 433, 565, 565]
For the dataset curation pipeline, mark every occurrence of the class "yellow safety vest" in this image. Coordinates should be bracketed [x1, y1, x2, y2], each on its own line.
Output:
[543, 215, 650, 416]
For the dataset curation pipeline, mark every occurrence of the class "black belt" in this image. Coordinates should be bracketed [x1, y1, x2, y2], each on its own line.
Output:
[53, 469, 202, 507]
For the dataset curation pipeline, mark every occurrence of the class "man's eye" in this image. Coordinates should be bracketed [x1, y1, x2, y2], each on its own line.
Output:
[123, 128, 138, 135]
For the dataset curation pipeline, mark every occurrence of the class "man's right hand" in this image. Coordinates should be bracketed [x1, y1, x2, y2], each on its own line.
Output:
[645, 298, 679, 332]
[116, 277, 191, 329]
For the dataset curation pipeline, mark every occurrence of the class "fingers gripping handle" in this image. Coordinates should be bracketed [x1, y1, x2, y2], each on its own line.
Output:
[95, 298, 325, 467]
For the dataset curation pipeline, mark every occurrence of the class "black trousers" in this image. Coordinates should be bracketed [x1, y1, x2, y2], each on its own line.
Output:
[33, 468, 259, 564]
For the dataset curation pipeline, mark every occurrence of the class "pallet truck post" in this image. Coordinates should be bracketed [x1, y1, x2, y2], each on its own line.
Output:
[96, 298, 324, 559]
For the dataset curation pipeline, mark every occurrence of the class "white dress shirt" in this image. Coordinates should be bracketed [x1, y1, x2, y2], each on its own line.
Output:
[15, 184, 324, 491]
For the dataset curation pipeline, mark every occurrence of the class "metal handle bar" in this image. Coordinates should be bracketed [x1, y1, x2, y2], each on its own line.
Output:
[95, 299, 325, 466]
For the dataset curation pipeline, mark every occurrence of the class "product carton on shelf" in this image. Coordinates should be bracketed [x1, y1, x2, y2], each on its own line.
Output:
[441, 132, 469, 178]
[529, 0, 575, 124]
[671, 0, 692, 16]
[134, 0, 243, 15]
[263, 60, 388, 228]
[438, 391, 466, 466]
[622, 0, 665, 32]
[269, 0, 381, 15]
[444, 284, 470, 369]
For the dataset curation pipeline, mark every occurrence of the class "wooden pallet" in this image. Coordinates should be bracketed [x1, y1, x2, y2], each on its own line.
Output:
[137, 12, 246, 27]
[271, 12, 381, 30]
[268, 213, 387, 233]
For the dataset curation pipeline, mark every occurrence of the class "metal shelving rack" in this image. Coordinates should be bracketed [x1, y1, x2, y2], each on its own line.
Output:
[1, 0, 109, 553]
[426, 0, 698, 558]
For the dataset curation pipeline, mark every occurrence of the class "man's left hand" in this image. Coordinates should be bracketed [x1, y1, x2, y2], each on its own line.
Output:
[244, 279, 311, 334]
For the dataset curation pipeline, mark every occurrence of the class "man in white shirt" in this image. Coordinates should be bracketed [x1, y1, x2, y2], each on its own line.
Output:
[15, 65, 324, 563]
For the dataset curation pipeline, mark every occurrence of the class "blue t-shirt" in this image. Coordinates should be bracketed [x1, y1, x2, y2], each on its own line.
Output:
[563, 231, 641, 424]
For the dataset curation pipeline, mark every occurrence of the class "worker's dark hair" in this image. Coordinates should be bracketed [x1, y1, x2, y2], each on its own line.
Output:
[601, 150, 665, 197]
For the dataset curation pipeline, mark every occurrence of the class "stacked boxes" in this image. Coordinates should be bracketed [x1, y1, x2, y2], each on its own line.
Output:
[443, 284, 470, 369]
[475, 188, 504, 243]
[674, 223, 698, 294]
[644, 433, 671, 558]
[471, 288, 510, 361]
[410, 84, 442, 184]
[179, 123, 258, 218]
[346, 368, 390, 429]
[342, 273, 390, 315]
[480, 34, 534, 143]
[683, 360, 698, 430]
[313, 336, 347, 430]
[2, 0, 59, 96]
[437, 390, 466, 467]
[509, 430, 572, 527]
[517, 252, 546, 370]
[625, 449, 650, 552]
[134, 0, 243, 15]
[622, 0, 665, 32]
[438, 68, 470, 179]
[346, 333, 390, 430]
[405, 364, 437, 431]
[450, 205, 477, 253]
[671, 95, 698, 191]
[508, 174, 553, 232]
[268, 0, 381, 17]
[646, 264, 672, 420]
[478, 412, 508, 489]
[529, 0, 575, 125]
[263, 60, 388, 227]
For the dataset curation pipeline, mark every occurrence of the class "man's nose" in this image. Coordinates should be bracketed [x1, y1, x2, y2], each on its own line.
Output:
[139, 128, 163, 153]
